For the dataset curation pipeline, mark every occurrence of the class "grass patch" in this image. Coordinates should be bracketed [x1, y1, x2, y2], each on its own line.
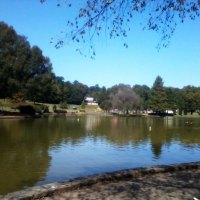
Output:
[0, 99, 102, 115]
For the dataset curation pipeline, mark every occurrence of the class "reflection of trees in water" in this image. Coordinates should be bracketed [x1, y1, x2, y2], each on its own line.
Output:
[90, 116, 149, 146]
[0, 117, 87, 195]
[84, 115, 101, 132]
[101, 117, 165, 158]
[148, 118, 167, 159]
[162, 117, 200, 145]
[0, 116, 153, 195]
[0, 116, 199, 194]
[89, 116, 200, 158]
[169, 117, 200, 144]
[0, 120, 50, 194]
[148, 117, 200, 158]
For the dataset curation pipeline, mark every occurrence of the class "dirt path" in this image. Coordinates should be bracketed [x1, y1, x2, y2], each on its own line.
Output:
[3, 163, 200, 200]
[42, 169, 200, 200]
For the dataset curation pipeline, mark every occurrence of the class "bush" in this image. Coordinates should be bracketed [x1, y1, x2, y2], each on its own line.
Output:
[17, 105, 36, 115]
[60, 102, 68, 109]
[34, 103, 49, 113]
[55, 109, 67, 114]
[42, 105, 49, 113]
[17, 104, 49, 115]
[11, 93, 26, 103]
[81, 102, 86, 109]
[53, 104, 57, 112]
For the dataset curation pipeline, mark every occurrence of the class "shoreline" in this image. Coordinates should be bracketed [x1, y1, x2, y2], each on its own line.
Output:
[0, 115, 41, 119]
[1, 112, 200, 120]
[2, 162, 200, 200]
[0, 112, 110, 119]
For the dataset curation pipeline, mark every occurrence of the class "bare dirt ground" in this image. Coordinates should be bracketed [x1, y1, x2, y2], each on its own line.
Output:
[42, 169, 200, 200]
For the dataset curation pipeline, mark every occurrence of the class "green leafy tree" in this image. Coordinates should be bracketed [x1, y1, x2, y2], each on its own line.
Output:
[87, 85, 110, 109]
[100, 100, 112, 111]
[26, 47, 60, 103]
[176, 91, 185, 115]
[88, 84, 100, 98]
[26, 73, 61, 103]
[165, 87, 180, 113]
[81, 101, 86, 109]
[0, 22, 63, 103]
[53, 104, 57, 112]
[133, 84, 150, 110]
[0, 22, 31, 98]
[181, 86, 200, 115]
[60, 101, 68, 109]
[66, 81, 88, 104]
[98, 87, 111, 109]
[55, 76, 65, 102]
[149, 76, 168, 113]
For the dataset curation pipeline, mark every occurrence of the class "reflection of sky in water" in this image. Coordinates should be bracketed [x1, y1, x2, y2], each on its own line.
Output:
[0, 115, 200, 194]
[37, 133, 200, 186]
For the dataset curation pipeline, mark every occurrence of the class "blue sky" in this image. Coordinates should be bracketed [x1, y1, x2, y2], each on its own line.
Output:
[0, 0, 200, 88]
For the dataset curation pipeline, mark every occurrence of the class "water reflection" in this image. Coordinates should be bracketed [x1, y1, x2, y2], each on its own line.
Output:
[0, 115, 199, 195]
[0, 119, 51, 194]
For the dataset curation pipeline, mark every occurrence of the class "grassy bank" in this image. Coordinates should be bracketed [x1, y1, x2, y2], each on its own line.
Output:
[0, 99, 103, 116]
[1, 99, 200, 117]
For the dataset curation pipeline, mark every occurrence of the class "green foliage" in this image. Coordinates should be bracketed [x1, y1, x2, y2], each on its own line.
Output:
[1, 22, 200, 114]
[87, 86, 111, 110]
[165, 87, 179, 112]
[42, 105, 49, 113]
[0, 22, 29, 98]
[0, 22, 88, 105]
[0, 102, 3, 112]
[53, 104, 57, 112]
[100, 100, 112, 111]
[133, 85, 150, 110]
[181, 86, 200, 115]
[81, 102, 86, 109]
[54, 109, 67, 113]
[149, 76, 168, 113]
[34, 103, 49, 113]
[66, 81, 88, 104]
[17, 105, 36, 115]
[0, 22, 58, 103]
[10, 92, 26, 104]
[60, 101, 68, 109]
[16, 103, 48, 115]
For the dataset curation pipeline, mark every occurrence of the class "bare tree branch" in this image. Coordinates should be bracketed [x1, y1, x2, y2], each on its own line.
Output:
[41, 0, 200, 56]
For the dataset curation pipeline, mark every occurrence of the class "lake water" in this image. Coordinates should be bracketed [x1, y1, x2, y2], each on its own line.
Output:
[0, 115, 200, 195]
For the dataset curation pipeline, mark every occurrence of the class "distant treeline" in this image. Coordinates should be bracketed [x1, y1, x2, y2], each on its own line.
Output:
[1, 21, 200, 115]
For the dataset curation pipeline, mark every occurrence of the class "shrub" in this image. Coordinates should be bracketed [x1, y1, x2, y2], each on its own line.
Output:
[81, 102, 86, 109]
[11, 93, 26, 103]
[42, 105, 49, 113]
[60, 102, 68, 109]
[55, 109, 67, 114]
[17, 105, 36, 115]
[53, 104, 57, 112]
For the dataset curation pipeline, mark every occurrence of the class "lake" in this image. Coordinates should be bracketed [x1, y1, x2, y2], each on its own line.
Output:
[0, 115, 200, 195]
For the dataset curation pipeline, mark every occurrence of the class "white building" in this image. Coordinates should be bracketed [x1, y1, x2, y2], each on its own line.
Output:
[85, 97, 98, 105]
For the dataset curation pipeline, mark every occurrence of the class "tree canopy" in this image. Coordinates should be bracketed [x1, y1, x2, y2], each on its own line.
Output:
[109, 84, 141, 114]
[41, 0, 200, 56]
[1, 21, 200, 115]
[149, 76, 168, 113]
[0, 22, 88, 104]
